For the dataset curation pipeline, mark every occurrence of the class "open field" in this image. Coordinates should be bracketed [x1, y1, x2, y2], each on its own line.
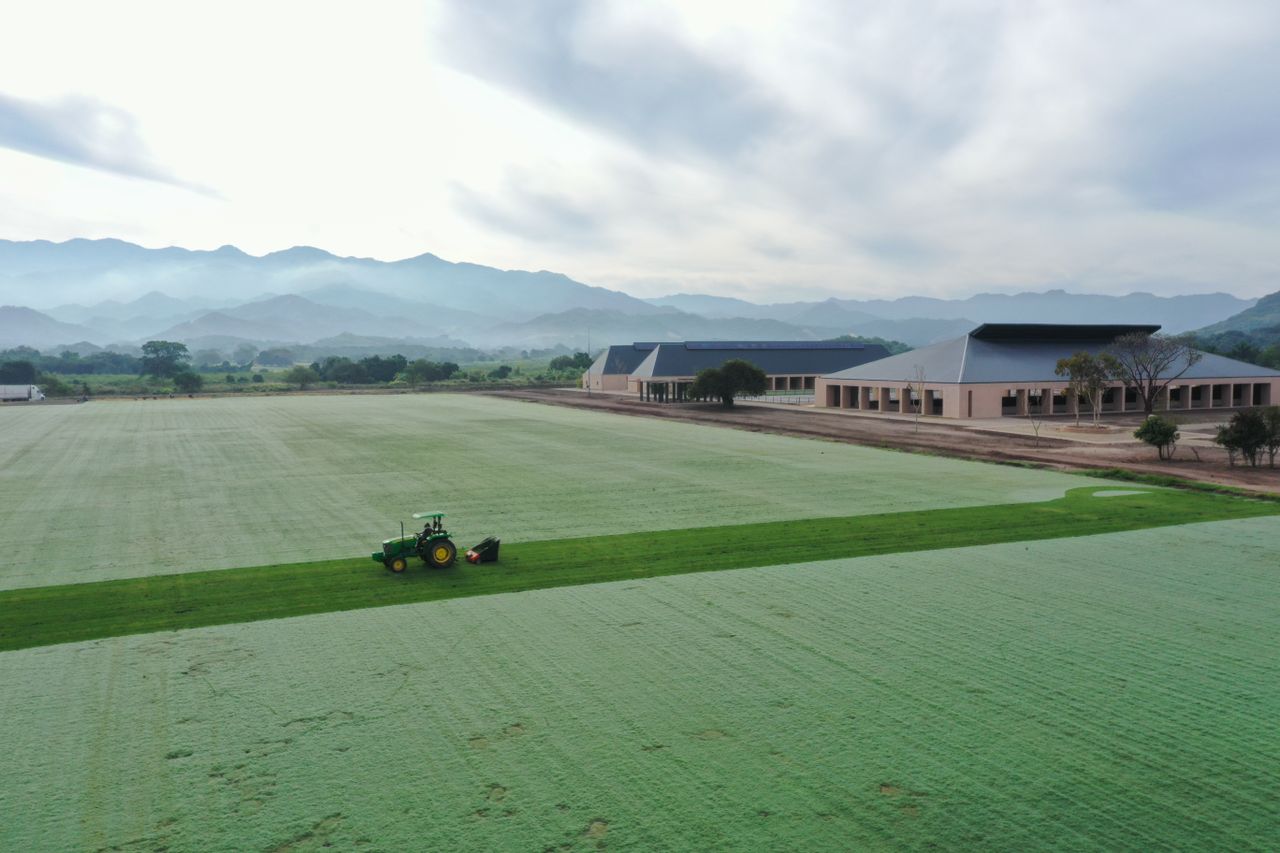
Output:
[495, 389, 1280, 492]
[2, 519, 1277, 852]
[0, 393, 1100, 590]
[4, 486, 1276, 652]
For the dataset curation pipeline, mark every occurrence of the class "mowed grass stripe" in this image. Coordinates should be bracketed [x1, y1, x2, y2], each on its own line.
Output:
[2, 487, 1275, 652]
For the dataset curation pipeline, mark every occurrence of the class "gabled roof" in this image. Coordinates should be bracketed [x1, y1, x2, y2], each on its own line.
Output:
[824, 325, 1280, 384]
[586, 343, 660, 376]
[630, 341, 889, 379]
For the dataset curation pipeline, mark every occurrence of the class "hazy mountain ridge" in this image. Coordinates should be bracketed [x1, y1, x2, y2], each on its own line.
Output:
[0, 238, 1262, 352]
[1195, 291, 1280, 336]
[650, 289, 1254, 334]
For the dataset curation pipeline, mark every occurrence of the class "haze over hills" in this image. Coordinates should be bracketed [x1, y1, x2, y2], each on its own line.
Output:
[0, 238, 1262, 354]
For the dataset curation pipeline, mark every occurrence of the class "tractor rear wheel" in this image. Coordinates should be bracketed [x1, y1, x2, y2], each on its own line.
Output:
[426, 539, 457, 569]
[388, 556, 408, 573]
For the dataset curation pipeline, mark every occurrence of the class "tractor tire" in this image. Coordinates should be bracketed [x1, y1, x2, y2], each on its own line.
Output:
[388, 556, 408, 573]
[426, 539, 457, 569]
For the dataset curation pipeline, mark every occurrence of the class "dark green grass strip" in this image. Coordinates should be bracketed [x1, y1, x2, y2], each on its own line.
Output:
[2, 487, 1275, 652]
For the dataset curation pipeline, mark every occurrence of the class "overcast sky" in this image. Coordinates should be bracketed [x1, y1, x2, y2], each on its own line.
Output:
[1, 0, 1277, 301]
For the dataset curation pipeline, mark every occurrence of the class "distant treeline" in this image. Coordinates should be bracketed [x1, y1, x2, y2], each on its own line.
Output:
[1194, 330, 1280, 369]
[0, 346, 143, 375]
[828, 334, 912, 355]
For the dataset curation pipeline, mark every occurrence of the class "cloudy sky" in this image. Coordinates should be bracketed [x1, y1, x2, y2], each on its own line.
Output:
[1, 0, 1277, 301]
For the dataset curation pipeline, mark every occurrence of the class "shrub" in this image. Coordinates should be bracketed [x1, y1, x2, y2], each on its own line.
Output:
[1215, 409, 1269, 467]
[1134, 415, 1179, 460]
[173, 372, 204, 393]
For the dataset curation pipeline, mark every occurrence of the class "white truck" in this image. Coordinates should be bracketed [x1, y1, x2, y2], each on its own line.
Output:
[0, 384, 45, 402]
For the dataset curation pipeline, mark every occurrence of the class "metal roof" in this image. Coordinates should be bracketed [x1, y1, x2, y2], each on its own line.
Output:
[825, 327, 1280, 384]
[631, 341, 889, 379]
[586, 343, 660, 376]
[968, 323, 1162, 341]
[681, 340, 870, 350]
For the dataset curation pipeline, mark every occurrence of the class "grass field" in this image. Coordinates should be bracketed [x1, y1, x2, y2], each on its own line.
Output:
[2, 519, 1276, 852]
[4, 486, 1276, 651]
[4, 393, 1278, 851]
[0, 394, 1099, 590]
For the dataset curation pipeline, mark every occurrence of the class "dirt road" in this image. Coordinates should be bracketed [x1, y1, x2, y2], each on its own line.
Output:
[491, 389, 1280, 494]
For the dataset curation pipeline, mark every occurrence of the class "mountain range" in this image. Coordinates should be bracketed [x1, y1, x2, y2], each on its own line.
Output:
[0, 238, 1263, 355]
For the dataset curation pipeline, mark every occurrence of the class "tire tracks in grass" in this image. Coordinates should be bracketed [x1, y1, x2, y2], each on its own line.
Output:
[1, 487, 1276, 653]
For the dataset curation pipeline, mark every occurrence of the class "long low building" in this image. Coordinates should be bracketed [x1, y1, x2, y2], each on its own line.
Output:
[816, 323, 1280, 419]
[583, 340, 892, 400]
[629, 340, 891, 401]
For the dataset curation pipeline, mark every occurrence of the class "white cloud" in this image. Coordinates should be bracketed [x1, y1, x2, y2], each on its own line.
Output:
[0, 0, 1277, 301]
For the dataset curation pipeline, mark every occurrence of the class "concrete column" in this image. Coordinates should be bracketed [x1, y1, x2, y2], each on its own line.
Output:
[1016, 389, 1028, 416]
[1116, 385, 1125, 413]
[860, 386, 872, 411]
[879, 387, 892, 411]
[1068, 393, 1080, 419]
[923, 389, 935, 416]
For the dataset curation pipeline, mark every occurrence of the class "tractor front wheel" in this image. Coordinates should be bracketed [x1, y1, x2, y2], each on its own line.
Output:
[426, 539, 457, 569]
[388, 556, 408, 573]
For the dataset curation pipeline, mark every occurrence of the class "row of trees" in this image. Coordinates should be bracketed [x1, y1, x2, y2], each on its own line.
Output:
[1214, 408, 1280, 467]
[1135, 407, 1280, 467]
[1054, 332, 1203, 423]
[283, 357, 464, 389]
[0, 348, 145, 376]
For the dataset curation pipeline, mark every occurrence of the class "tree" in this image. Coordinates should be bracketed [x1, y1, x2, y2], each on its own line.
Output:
[192, 348, 225, 368]
[1134, 415, 1180, 460]
[689, 359, 766, 407]
[907, 365, 926, 432]
[0, 360, 37, 384]
[1214, 409, 1269, 467]
[256, 348, 296, 367]
[140, 341, 191, 378]
[1054, 352, 1113, 426]
[359, 354, 407, 383]
[173, 371, 204, 393]
[284, 365, 319, 389]
[1263, 407, 1280, 468]
[549, 352, 593, 371]
[232, 343, 259, 366]
[252, 373, 265, 383]
[488, 365, 513, 380]
[1105, 332, 1201, 416]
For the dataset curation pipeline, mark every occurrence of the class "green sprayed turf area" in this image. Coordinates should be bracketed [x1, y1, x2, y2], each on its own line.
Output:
[3, 486, 1277, 652]
[0, 393, 1101, 590]
[2, 519, 1276, 852]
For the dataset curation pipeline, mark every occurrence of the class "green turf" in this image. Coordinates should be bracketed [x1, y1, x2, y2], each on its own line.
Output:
[2, 519, 1276, 852]
[0, 393, 1101, 590]
[4, 486, 1275, 652]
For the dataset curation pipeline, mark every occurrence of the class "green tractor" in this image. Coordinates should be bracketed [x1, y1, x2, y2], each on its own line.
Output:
[372, 511, 457, 572]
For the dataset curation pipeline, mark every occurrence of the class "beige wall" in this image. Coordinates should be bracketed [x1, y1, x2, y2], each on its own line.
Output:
[583, 372, 629, 392]
[816, 377, 1280, 419]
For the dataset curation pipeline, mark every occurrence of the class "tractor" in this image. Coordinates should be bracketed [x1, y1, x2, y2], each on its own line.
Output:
[372, 511, 457, 572]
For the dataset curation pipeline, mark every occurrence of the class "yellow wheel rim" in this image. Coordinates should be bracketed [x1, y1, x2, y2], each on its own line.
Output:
[434, 546, 450, 562]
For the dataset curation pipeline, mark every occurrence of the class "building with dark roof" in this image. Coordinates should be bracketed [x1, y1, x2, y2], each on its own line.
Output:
[627, 340, 890, 401]
[583, 343, 659, 391]
[817, 323, 1280, 419]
